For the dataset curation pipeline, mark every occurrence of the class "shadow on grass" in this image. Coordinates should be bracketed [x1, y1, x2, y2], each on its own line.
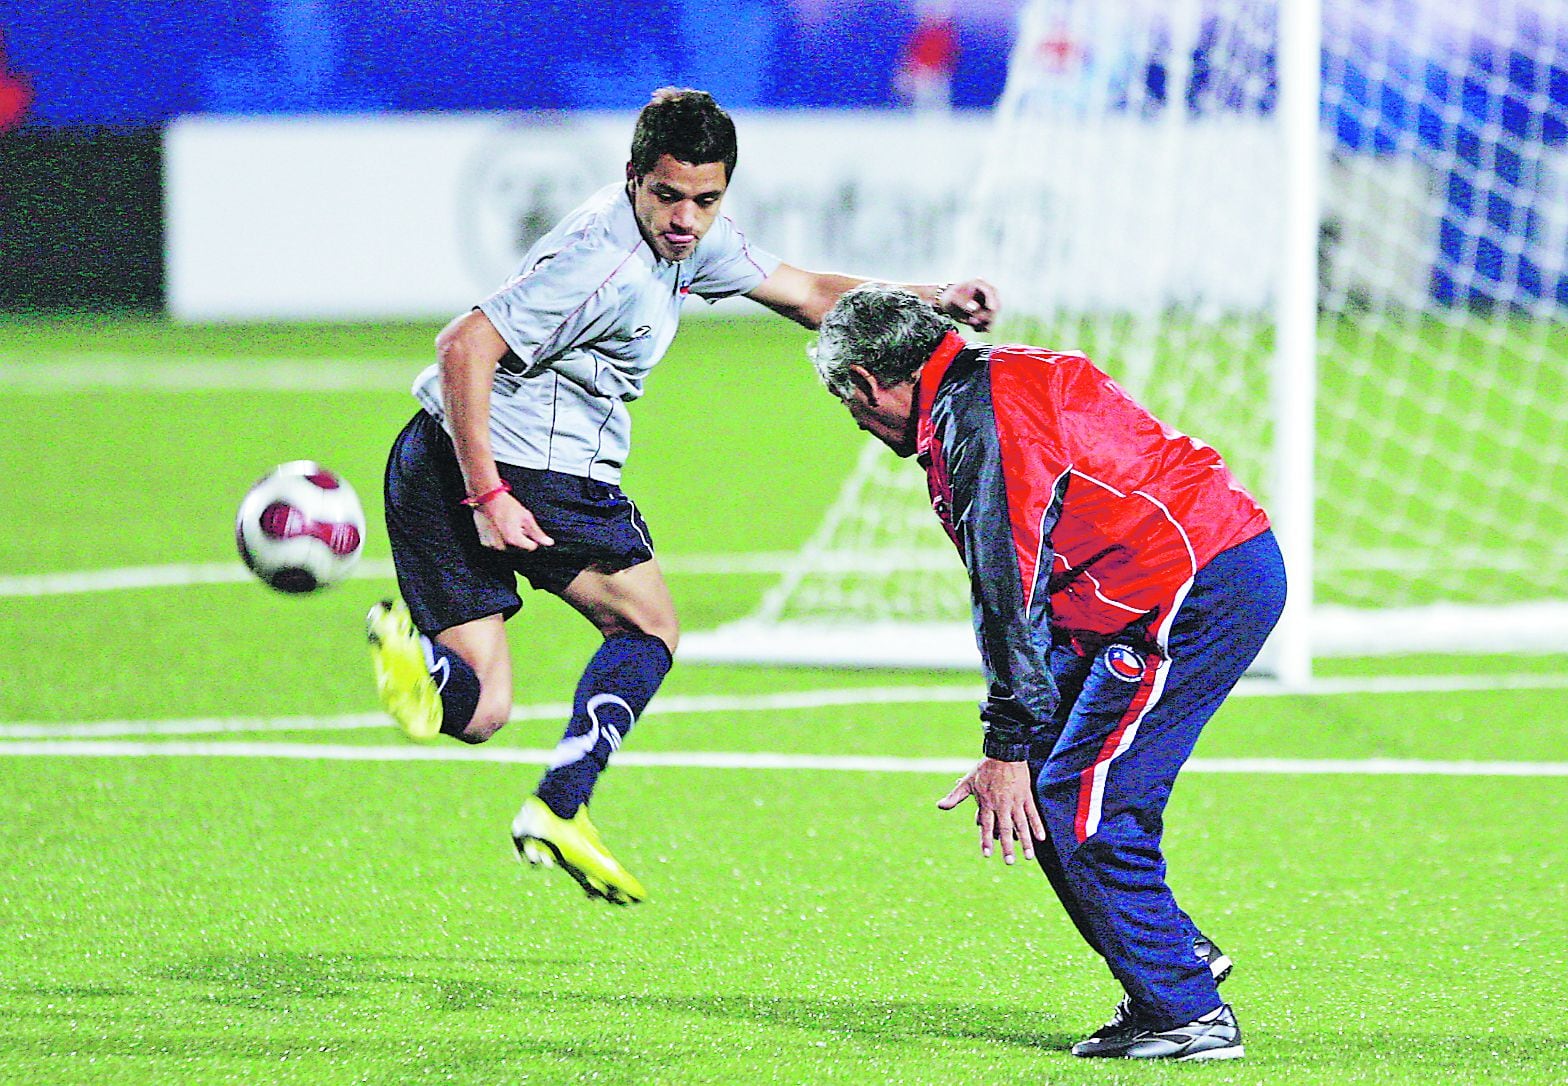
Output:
[0, 1034, 646, 1086]
[142, 950, 1070, 1050]
[49, 956, 1568, 1079]
[155, 950, 569, 1012]
[596, 991, 1073, 1051]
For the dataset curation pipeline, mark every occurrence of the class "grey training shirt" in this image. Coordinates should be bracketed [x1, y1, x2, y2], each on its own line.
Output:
[412, 182, 781, 482]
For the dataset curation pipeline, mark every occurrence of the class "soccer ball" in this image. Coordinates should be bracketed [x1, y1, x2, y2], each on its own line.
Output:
[235, 461, 366, 594]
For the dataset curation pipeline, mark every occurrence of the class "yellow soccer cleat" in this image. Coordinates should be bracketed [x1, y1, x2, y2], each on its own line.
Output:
[511, 795, 646, 906]
[365, 598, 442, 743]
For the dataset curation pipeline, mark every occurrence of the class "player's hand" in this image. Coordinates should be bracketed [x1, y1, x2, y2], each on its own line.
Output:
[938, 279, 999, 332]
[473, 492, 555, 552]
[936, 757, 1045, 865]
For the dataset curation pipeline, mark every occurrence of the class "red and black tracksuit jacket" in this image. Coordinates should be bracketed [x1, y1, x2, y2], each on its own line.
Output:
[914, 331, 1271, 760]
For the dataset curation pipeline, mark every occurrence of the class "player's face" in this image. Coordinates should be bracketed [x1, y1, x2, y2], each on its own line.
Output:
[844, 379, 918, 457]
[628, 154, 730, 263]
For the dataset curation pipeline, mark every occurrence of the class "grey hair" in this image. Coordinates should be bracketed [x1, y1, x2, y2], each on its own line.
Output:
[810, 283, 953, 400]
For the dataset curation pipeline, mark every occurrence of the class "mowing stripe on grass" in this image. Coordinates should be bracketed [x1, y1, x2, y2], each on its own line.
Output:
[2, 667, 1566, 741]
[0, 555, 802, 597]
[1, 740, 1566, 776]
[0, 356, 420, 391]
[0, 562, 291, 595]
[0, 689, 980, 739]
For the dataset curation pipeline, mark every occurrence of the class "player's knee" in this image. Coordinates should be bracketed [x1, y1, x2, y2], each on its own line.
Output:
[642, 623, 678, 659]
[652, 620, 679, 656]
[643, 607, 679, 652]
[603, 614, 678, 656]
[453, 693, 511, 744]
[452, 714, 506, 744]
[1069, 821, 1165, 875]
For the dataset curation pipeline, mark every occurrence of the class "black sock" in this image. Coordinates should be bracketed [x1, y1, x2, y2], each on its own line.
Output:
[418, 635, 481, 738]
[535, 631, 672, 818]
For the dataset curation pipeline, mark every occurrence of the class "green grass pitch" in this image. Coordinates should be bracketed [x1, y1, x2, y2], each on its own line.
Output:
[2, 315, 1566, 1084]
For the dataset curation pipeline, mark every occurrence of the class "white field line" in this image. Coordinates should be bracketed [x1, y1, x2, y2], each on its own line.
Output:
[0, 356, 422, 392]
[0, 554, 803, 597]
[0, 689, 969, 740]
[1, 740, 1565, 777]
[0, 562, 309, 596]
[2, 671, 1566, 742]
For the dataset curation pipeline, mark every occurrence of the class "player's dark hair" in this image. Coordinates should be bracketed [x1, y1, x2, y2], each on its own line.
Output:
[811, 284, 954, 400]
[630, 87, 739, 179]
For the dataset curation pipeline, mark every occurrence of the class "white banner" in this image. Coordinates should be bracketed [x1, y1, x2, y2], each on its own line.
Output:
[165, 112, 992, 320]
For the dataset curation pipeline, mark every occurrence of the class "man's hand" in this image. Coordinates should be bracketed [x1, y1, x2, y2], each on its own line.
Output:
[936, 757, 1046, 865]
[938, 279, 1000, 332]
[472, 492, 555, 552]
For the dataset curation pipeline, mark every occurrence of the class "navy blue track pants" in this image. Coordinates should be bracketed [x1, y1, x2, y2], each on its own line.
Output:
[1028, 529, 1287, 1028]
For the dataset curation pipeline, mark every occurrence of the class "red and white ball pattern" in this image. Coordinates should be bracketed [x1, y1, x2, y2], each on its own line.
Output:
[236, 461, 365, 594]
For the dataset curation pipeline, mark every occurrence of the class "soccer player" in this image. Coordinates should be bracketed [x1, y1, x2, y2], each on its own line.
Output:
[366, 90, 998, 907]
[809, 284, 1286, 1061]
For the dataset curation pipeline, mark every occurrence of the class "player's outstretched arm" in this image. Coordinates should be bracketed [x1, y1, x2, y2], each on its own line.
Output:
[435, 310, 554, 552]
[746, 264, 999, 331]
[745, 264, 863, 329]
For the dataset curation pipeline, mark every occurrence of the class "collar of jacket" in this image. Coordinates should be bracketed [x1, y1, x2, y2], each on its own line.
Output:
[915, 330, 969, 458]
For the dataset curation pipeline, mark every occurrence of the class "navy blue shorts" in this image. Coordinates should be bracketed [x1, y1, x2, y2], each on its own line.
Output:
[384, 410, 656, 635]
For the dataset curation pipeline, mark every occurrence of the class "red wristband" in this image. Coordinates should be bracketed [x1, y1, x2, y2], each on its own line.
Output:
[461, 481, 512, 508]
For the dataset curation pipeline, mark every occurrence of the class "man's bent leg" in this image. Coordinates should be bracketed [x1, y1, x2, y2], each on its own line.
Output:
[433, 613, 513, 743]
[536, 559, 678, 816]
[379, 410, 524, 743]
[1045, 532, 1286, 1033]
[1034, 646, 1225, 1032]
[1030, 642, 1211, 969]
[510, 559, 675, 905]
[1028, 641, 1112, 957]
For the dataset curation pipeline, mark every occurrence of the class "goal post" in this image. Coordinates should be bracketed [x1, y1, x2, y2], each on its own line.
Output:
[1270, 0, 1321, 685]
[683, 0, 1568, 673]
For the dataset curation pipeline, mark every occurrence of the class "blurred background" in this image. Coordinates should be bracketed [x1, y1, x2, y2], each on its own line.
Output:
[0, 0, 1017, 314]
[4, 0, 1565, 317]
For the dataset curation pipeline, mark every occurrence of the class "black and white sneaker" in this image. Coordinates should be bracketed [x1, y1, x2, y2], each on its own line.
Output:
[1070, 936, 1236, 1058]
[1122, 1003, 1244, 1061]
[1069, 996, 1150, 1056]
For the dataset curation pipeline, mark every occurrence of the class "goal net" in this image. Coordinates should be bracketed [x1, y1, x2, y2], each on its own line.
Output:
[684, 0, 1568, 675]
